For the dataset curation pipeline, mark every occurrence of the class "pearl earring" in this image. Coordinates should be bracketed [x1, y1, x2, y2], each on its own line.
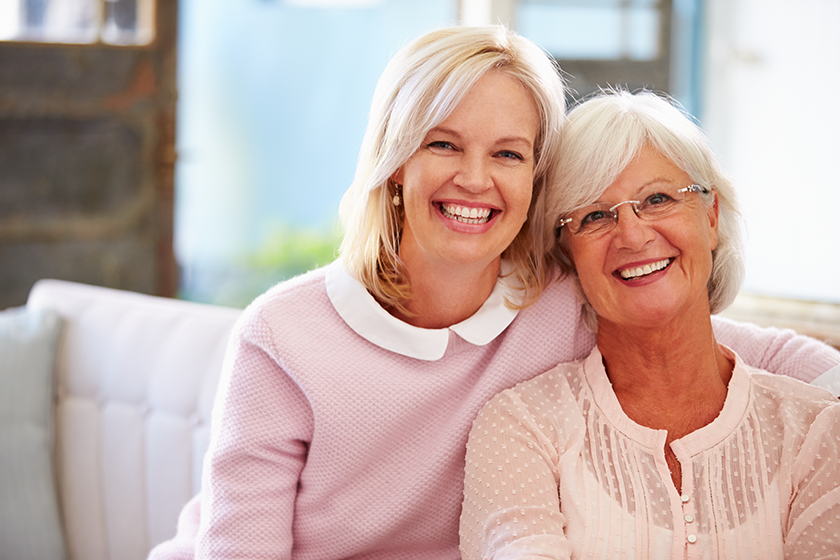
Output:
[392, 183, 402, 207]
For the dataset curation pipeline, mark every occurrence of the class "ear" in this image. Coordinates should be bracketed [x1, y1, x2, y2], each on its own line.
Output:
[707, 191, 720, 251]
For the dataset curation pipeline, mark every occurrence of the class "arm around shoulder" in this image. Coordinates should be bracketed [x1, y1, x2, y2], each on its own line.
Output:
[712, 315, 840, 383]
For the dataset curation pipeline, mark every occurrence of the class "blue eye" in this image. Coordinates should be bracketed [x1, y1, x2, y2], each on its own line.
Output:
[644, 192, 673, 206]
[581, 210, 610, 224]
[427, 141, 455, 150]
[498, 150, 524, 161]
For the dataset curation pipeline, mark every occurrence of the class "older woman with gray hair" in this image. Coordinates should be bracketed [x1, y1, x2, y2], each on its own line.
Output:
[460, 90, 840, 559]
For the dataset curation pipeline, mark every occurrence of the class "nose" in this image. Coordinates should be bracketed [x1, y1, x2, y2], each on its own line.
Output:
[611, 204, 655, 250]
[453, 153, 493, 193]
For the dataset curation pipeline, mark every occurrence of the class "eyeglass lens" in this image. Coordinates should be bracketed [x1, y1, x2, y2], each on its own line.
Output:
[563, 185, 704, 236]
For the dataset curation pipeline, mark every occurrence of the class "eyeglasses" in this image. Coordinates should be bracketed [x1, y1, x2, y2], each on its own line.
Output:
[557, 184, 710, 237]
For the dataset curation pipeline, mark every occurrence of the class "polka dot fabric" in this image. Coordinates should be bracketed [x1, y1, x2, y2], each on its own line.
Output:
[460, 347, 840, 560]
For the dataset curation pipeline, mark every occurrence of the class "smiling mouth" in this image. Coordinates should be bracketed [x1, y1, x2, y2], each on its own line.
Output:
[618, 258, 672, 280]
[439, 203, 494, 224]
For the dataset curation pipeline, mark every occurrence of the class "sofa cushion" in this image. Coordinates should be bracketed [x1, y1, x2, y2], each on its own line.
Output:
[26, 279, 241, 560]
[0, 305, 66, 560]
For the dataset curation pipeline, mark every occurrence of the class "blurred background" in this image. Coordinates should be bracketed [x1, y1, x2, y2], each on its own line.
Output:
[1, 0, 838, 342]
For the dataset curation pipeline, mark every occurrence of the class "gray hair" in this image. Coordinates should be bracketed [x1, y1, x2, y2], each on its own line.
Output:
[338, 25, 567, 312]
[544, 89, 744, 329]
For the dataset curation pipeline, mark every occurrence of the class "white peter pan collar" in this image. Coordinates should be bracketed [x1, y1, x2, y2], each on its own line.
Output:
[325, 258, 522, 361]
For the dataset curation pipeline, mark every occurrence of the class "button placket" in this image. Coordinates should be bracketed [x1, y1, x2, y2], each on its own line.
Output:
[680, 493, 698, 545]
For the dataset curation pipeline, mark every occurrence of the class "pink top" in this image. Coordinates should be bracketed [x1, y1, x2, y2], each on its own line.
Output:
[148, 260, 840, 560]
[460, 347, 840, 560]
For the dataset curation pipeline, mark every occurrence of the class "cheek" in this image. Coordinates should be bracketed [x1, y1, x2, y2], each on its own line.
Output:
[509, 174, 535, 219]
[568, 242, 605, 296]
[401, 172, 433, 208]
[576, 262, 605, 302]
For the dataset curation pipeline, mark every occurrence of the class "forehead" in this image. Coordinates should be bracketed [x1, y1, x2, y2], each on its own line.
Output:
[600, 146, 690, 199]
[434, 70, 540, 143]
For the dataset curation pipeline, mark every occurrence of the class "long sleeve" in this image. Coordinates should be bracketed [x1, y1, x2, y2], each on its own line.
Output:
[460, 389, 573, 560]
[197, 311, 314, 559]
[783, 405, 840, 558]
[712, 315, 840, 383]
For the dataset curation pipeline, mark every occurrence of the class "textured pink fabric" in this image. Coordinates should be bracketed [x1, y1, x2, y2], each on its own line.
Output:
[460, 347, 840, 559]
[148, 263, 840, 560]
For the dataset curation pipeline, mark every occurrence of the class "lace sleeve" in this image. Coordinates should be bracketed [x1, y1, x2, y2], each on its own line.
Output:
[459, 389, 572, 560]
[784, 404, 840, 558]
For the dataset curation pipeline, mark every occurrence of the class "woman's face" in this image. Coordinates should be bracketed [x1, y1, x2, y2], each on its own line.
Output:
[392, 70, 540, 274]
[565, 145, 719, 329]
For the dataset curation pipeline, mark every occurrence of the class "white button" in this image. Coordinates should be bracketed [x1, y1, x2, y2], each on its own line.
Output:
[684, 514, 694, 523]
[681, 494, 690, 503]
[687, 534, 698, 544]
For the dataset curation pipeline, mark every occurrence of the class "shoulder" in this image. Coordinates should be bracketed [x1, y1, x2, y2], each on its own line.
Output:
[242, 265, 330, 320]
[747, 366, 840, 429]
[231, 264, 334, 345]
[504, 274, 595, 362]
[250, 265, 329, 310]
[750, 367, 838, 407]
[526, 272, 580, 313]
[513, 358, 586, 398]
[469, 359, 588, 462]
[475, 359, 587, 428]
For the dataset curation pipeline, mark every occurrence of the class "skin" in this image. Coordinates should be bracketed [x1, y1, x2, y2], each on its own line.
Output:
[566, 145, 733, 491]
[390, 70, 540, 328]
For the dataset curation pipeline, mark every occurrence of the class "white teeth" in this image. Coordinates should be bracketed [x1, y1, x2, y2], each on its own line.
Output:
[619, 258, 671, 280]
[441, 203, 492, 224]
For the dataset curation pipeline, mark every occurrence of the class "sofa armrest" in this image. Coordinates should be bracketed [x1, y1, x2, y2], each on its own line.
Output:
[27, 280, 241, 560]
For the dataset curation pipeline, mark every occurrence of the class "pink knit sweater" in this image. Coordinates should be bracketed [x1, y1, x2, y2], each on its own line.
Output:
[460, 347, 840, 559]
[148, 261, 840, 560]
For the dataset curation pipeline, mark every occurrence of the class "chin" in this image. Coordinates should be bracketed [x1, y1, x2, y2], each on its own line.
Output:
[597, 302, 682, 330]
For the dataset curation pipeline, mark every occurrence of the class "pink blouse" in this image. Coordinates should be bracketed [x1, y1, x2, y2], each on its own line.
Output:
[460, 347, 840, 559]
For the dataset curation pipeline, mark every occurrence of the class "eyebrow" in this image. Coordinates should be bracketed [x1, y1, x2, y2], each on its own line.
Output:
[426, 126, 535, 149]
[631, 178, 683, 195]
[589, 178, 683, 205]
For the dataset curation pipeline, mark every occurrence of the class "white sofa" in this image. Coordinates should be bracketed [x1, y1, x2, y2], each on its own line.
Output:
[13, 279, 242, 560]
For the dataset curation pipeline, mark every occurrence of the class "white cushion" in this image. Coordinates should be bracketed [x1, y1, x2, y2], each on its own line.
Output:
[27, 280, 241, 560]
[0, 305, 66, 560]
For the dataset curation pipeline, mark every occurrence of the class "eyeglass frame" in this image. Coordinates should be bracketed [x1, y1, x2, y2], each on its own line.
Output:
[556, 184, 710, 237]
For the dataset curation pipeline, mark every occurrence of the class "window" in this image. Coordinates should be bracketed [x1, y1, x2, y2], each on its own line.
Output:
[503, 0, 683, 112]
[174, 0, 456, 306]
[703, 0, 840, 347]
[517, 0, 661, 61]
[0, 0, 155, 45]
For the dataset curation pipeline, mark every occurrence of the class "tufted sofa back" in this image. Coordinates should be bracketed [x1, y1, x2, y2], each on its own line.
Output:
[26, 279, 241, 560]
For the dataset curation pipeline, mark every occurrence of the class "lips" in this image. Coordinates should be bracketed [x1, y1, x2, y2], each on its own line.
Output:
[439, 203, 494, 225]
[618, 258, 672, 280]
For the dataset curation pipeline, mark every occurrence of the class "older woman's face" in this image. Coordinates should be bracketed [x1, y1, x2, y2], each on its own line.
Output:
[391, 70, 539, 274]
[565, 145, 719, 329]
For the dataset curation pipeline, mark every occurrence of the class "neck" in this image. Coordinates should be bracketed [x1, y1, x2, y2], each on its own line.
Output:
[595, 301, 734, 494]
[389, 256, 501, 330]
[596, 304, 733, 416]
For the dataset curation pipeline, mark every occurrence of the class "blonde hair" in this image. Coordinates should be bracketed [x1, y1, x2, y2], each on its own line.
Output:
[544, 89, 745, 330]
[338, 25, 566, 312]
